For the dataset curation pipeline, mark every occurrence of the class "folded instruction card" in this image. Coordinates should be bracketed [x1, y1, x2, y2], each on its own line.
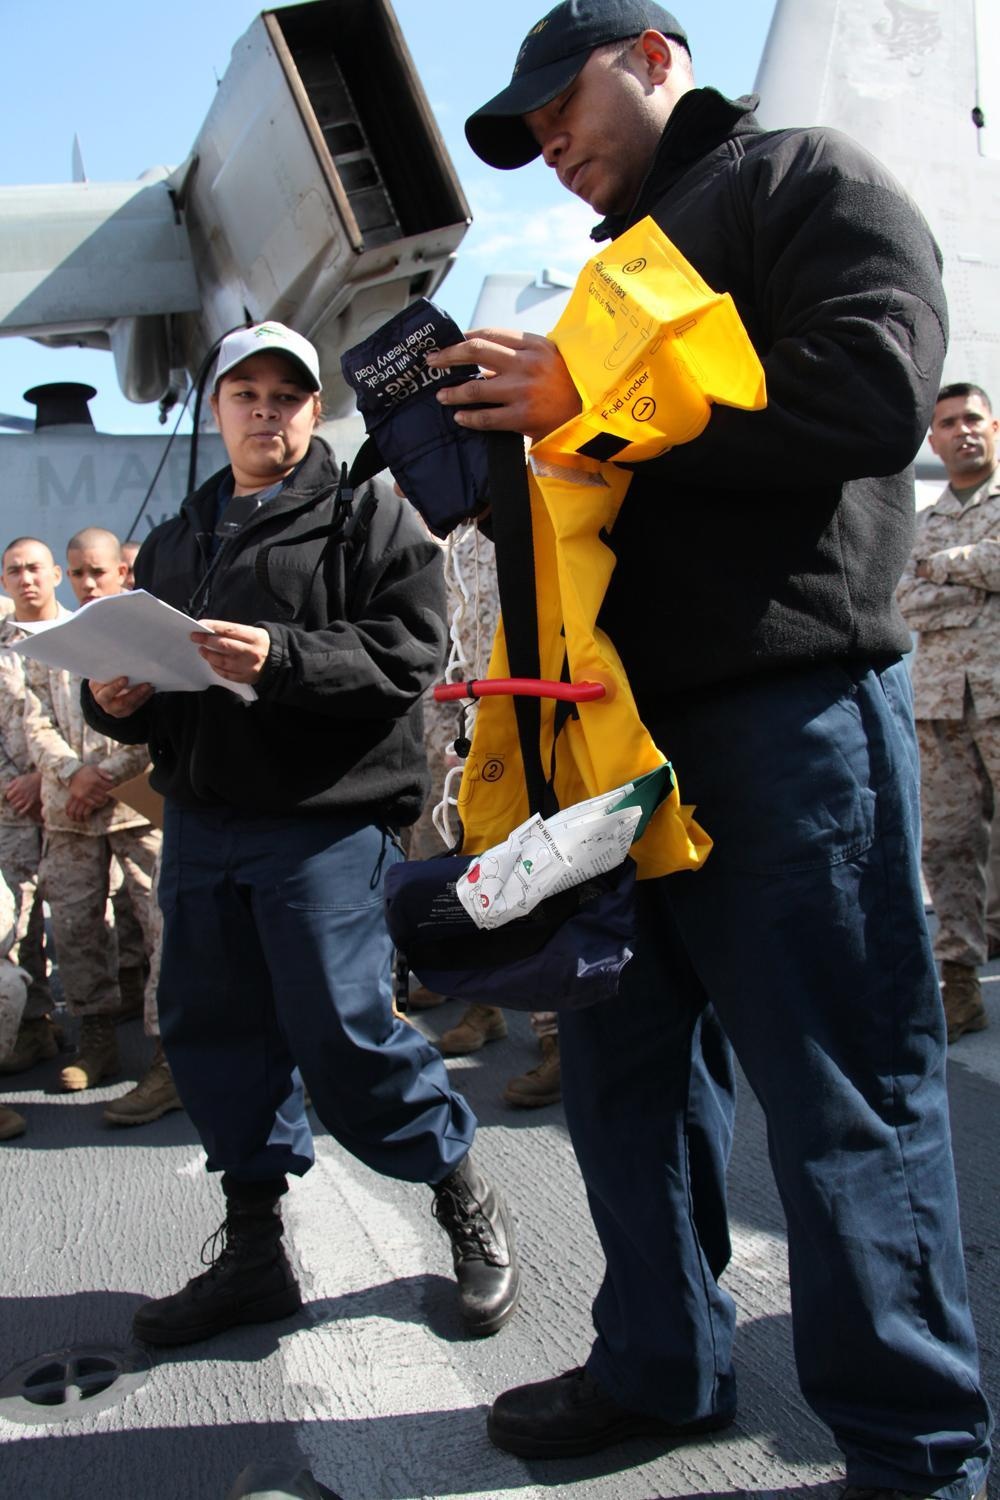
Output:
[455, 785, 644, 932]
[10, 590, 255, 702]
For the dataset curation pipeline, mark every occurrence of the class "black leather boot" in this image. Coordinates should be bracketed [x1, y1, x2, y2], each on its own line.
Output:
[431, 1153, 520, 1336]
[488, 1366, 735, 1458]
[132, 1174, 302, 1346]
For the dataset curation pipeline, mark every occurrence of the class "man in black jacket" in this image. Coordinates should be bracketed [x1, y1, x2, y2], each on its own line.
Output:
[83, 323, 519, 1348]
[429, 3, 992, 1496]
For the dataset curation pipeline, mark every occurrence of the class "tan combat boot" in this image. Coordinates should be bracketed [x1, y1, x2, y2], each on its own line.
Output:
[0, 1015, 62, 1075]
[104, 1043, 183, 1126]
[503, 1034, 561, 1108]
[408, 983, 447, 1010]
[60, 1015, 120, 1092]
[438, 1003, 508, 1056]
[0, 1103, 26, 1140]
[941, 961, 988, 1044]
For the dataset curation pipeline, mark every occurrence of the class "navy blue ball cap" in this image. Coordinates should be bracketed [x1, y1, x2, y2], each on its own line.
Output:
[465, 0, 688, 169]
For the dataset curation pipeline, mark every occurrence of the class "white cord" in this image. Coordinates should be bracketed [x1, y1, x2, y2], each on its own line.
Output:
[432, 524, 495, 848]
[433, 763, 465, 848]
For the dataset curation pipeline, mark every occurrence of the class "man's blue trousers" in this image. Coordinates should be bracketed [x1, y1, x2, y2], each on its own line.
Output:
[560, 661, 991, 1498]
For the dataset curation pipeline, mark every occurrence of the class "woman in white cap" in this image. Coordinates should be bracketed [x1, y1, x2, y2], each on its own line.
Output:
[83, 322, 519, 1348]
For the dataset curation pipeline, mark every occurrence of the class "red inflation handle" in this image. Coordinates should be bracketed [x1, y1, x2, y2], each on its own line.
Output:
[433, 678, 607, 703]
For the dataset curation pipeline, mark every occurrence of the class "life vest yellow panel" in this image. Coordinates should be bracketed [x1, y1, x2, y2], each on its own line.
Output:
[457, 220, 766, 878]
[535, 215, 766, 469]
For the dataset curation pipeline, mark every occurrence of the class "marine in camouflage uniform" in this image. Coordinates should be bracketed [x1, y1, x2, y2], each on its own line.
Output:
[0, 608, 70, 1024]
[897, 384, 1000, 1039]
[23, 656, 161, 1087]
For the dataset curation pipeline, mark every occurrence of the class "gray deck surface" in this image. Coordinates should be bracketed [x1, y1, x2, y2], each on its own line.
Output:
[1, 966, 997, 1500]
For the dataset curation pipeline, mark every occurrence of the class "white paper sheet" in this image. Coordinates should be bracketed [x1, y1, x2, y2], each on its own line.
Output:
[10, 590, 256, 702]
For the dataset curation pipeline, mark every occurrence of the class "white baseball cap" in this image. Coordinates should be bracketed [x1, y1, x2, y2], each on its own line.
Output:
[212, 322, 322, 393]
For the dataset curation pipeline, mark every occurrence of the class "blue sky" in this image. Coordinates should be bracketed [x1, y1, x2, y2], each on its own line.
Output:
[0, 0, 775, 434]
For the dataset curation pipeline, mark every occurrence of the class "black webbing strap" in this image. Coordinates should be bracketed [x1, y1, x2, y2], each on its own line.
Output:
[347, 435, 385, 489]
[487, 432, 552, 817]
[352, 428, 551, 816]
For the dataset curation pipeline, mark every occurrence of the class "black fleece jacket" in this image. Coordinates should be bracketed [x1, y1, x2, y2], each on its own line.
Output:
[592, 89, 948, 703]
[81, 438, 446, 825]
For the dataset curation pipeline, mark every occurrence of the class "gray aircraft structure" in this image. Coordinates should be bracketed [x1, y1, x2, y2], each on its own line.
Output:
[754, 0, 999, 459]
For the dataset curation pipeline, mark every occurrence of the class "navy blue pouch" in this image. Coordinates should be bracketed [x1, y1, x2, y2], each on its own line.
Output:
[341, 299, 491, 538]
[384, 855, 636, 1012]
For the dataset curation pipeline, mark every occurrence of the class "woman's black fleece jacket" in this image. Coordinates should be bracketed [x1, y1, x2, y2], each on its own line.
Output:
[82, 438, 446, 826]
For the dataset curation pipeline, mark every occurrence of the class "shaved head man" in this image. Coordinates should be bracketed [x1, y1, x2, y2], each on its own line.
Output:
[1, 539, 62, 623]
[64, 528, 127, 607]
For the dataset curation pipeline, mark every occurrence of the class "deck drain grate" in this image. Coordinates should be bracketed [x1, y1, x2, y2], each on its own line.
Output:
[0, 1345, 150, 1424]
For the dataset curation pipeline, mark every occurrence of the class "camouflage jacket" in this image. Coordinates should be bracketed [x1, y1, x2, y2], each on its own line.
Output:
[0, 607, 72, 826]
[23, 656, 151, 835]
[897, 467, 1000, 719]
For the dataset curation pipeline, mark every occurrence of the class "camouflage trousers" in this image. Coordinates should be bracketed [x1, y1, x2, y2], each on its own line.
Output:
[917, 698, 1000, 966]
[0, 822, 52, 1020]
[39, 826, 162, 1020]
[111, 871, 146, 970]
[142, 849, 162, 1036]
[0, 960, 29, 1062]
[987, 835, 1000, 952]
[110, 855, 163, 1035]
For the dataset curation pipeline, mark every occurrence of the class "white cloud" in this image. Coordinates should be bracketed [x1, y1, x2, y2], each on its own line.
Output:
[462, 198, 598, 273]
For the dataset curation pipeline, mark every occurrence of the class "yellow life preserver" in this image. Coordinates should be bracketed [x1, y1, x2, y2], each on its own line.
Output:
[456, 218, 766, 879]
[535, 215, 767, 469]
